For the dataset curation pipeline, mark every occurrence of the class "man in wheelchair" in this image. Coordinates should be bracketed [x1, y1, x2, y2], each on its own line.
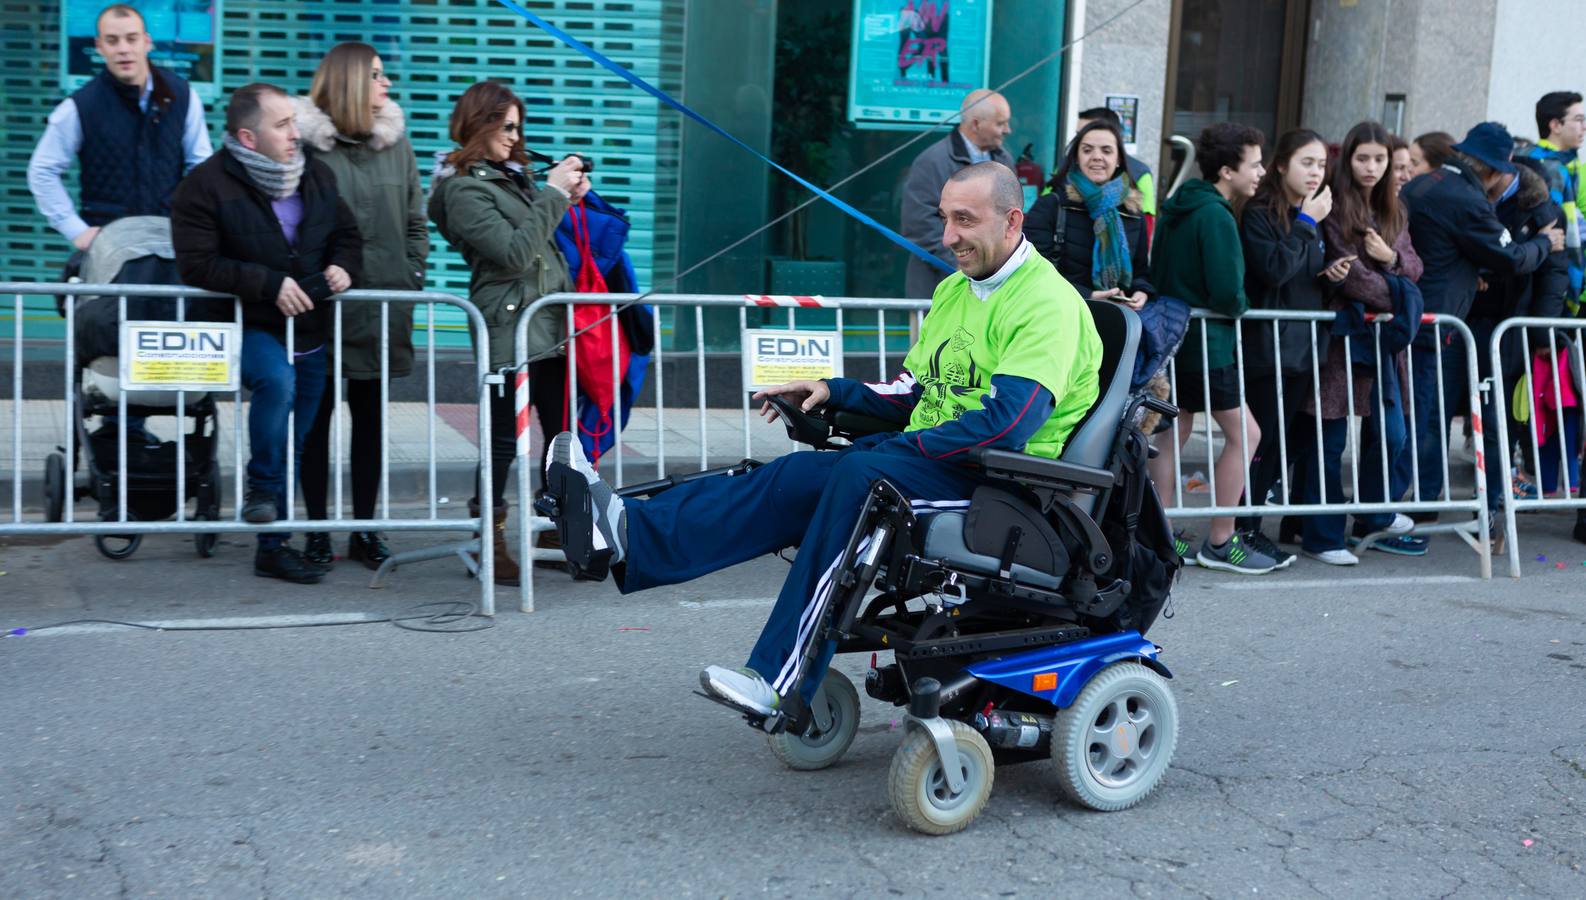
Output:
[544, 161, 1108, 714]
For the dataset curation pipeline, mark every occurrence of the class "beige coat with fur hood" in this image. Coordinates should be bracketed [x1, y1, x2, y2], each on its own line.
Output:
[294, 96, 429, 379]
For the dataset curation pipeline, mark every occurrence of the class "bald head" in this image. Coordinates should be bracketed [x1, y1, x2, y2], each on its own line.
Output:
[959, 90, 1011, 154]
[948, 161, 1024, 215]
[939, 162, 1026, 278]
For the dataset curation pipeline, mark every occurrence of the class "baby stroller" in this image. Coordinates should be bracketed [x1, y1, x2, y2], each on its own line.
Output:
[42, 217, 226, 560]
[545, 300, 1183, 834]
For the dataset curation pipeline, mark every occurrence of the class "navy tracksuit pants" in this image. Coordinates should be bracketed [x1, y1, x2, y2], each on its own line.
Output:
[618, 434, 983, 701]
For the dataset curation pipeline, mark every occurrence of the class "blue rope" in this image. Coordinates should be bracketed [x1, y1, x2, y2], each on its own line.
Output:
[491, 0, 956, 275]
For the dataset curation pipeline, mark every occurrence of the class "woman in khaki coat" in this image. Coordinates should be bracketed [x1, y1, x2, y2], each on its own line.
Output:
[428, 81, 588, 584]
[296, 43, 429, 570]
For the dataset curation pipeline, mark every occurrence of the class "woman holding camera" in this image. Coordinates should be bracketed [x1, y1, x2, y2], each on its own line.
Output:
[428, 80, 589, 585]
[295, 42, 429, 570]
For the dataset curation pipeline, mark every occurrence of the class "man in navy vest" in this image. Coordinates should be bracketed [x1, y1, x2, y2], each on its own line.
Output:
[26, 2, 213, 445]
[26, 3, 212, 252]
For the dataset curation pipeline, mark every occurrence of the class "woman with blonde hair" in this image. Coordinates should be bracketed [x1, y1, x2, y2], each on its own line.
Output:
[297, 42, 430, 570]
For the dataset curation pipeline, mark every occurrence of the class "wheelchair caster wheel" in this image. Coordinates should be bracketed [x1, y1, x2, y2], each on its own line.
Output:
[767, 669, 859, 771]
[1051, 661, 1177, 811]
[887, 719, 994, 835]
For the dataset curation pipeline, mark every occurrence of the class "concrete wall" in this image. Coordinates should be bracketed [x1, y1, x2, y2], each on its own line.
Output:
[1485, 0, 1586, 143]
[1302, 0, 1498, 141]
[1072, 0, 1173, 173]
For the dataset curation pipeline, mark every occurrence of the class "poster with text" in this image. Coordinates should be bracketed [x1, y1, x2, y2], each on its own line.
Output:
[847, 0, 992, 130]
[61, 1, 221, 100]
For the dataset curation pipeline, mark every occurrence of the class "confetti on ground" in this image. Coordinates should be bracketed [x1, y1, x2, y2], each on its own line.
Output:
[1536, 555, 1548, 562]
[617, 627, 650, 632]
[1221, 680, 1240, 687]
[1557, 563, 1567, 570]
[1524, 839, 1535, 848]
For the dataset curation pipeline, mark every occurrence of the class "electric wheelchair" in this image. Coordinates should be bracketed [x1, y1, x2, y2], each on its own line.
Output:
[544, 300, 1183, 835]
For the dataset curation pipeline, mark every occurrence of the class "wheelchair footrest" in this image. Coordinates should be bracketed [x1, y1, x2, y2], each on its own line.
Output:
[691, 690, 784, 734]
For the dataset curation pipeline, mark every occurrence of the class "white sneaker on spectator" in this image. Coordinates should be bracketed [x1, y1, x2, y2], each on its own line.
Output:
[1385, 514, 1414, 535]
[1304, 548, 1360, 566]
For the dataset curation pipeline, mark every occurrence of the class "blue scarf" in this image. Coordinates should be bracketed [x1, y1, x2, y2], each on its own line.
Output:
[1067, 170, 1133, 291]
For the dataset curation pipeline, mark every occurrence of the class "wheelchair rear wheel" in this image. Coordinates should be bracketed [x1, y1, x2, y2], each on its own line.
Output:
[1051, 661, 1178, 811]
[767, 669, 859, 771]
[888, 720, 994, 835]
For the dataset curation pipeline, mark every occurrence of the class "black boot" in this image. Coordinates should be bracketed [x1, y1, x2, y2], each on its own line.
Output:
[303, 532, 334, 567]
[254, 545, 325, 584]
[1574, 515, 1586, 545]
[348, 532, 391, 570]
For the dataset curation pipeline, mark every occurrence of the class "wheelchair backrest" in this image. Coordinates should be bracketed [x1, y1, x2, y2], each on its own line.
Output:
[1059, 301, 1141, 514]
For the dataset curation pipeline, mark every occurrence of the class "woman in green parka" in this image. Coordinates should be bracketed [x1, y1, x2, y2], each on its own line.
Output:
[428, 81, 589, 585]
[296, 42, 430, 571]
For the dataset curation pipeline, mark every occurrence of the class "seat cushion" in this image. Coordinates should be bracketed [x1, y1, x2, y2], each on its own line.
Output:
[922, 511, 1064, 591]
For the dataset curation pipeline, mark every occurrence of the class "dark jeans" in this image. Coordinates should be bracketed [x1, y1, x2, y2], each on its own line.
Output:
[1299, 417, 1350, 552]
[477, 357, 567, 508]
[1401, 322, 1505, 511]
[302, 378, 383, 522]
[1355, 369, 1410, 531]
[241, 330, 328, 549]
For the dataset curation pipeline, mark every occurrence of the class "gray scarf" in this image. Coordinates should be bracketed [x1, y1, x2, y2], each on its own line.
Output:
[223, 133, 305, 199]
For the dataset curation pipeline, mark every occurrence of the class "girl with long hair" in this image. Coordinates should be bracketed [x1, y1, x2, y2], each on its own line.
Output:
[1234, 128, 1353, 565]
[1302, 121, 1425, 565]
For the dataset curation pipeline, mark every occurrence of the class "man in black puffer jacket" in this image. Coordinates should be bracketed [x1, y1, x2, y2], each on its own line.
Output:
[1399, 123, 1561, 515]
[171, 82, 362, 584]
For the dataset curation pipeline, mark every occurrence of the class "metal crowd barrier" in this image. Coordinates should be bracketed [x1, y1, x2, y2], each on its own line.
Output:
[1, 283, 502, 614]
[506, 295, 1498, 607]
[1159, 309, 1491, 578]
[510, 292, 931, 612]
[1488, 316, 1586, 578]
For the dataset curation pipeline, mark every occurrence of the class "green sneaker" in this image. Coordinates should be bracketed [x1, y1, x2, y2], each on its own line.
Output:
[1196, 533, 1279, 575]
[1172, 530, 1199, 567]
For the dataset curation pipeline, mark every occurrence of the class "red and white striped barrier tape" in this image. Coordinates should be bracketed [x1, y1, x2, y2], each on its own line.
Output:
[744, 294, 833, 308]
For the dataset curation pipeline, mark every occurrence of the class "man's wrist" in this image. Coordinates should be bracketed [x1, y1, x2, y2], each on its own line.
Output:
[59, 216, 91, 243]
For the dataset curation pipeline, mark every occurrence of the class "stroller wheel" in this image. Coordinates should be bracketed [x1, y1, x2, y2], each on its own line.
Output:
[194, 512, 219, 558]
[888, 720, 994, 836]
[95, 533, 142, 560]
[1051, 661, 1178, 812]
[43, 453, 66, 522]
[767, 669, 860, 771]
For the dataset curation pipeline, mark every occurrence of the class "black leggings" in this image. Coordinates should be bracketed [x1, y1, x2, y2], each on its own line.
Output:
[302, 378, 384, 521]
[1236, 372, 1314, 532]
[478, 358, 567, 508]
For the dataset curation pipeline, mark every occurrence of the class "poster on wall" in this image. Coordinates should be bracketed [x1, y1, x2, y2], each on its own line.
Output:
[61, 1, 222, 100]
[1105, 94, 1140, 154]
[847, 0, 993, 130]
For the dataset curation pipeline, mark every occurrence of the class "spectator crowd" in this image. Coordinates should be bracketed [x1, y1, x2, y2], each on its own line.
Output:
[22, 4, 1586, 584]
[902, 89, 1585, 576]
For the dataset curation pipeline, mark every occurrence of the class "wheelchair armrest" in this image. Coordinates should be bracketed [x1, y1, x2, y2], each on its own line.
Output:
[967, 447, 1116, 491]
[825, 409, 904, 440]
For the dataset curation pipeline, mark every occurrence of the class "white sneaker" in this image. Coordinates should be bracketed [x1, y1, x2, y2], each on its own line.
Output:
[1303, 548, 1360, 566]
[1385, 514, 1414, 535]
[700, 665, 780, 716]
[546, 432, 598, 486]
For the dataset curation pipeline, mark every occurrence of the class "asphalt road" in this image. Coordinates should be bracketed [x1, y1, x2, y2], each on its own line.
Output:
[2, 513, 1585, 898]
